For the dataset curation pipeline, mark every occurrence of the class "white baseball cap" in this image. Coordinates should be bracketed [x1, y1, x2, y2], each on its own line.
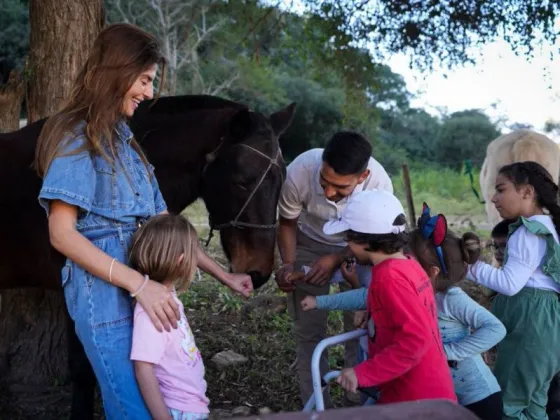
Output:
[323, 190, 407, 236]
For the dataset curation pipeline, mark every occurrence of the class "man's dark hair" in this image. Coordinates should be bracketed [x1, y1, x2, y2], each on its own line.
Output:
[491, 219, 515, 238]
[322, 131, 372, 175]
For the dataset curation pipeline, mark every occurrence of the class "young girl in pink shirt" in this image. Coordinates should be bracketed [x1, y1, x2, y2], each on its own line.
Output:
[129, 214, 210, 420]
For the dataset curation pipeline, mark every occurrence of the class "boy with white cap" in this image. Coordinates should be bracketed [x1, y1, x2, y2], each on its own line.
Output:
[302, 190, 456, 404]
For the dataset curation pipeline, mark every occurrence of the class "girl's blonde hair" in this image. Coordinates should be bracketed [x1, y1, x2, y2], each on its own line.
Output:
[129, 214, 198, 292]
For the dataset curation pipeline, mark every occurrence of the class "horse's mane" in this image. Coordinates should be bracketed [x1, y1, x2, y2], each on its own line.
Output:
[144, 94, 247, 115]
[130, 94, 249, 134]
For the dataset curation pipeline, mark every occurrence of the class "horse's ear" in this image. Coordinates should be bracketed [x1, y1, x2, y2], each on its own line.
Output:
[270, 102, 296, 138]
[228, 108, 252, 143]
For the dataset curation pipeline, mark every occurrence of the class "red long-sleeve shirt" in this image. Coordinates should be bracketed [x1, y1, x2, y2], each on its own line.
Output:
[354, 256, 457, 404]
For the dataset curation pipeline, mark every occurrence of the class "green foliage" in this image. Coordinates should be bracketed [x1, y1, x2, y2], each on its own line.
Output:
[0, 0, 28, 83]
[434, 110, 501, 169]
[392, 164, 485, 217]
[379, 108, 441, 166]
[301, 0, 560, 71]
[4, 0, 504, 175]
[379, 108, 501, 171]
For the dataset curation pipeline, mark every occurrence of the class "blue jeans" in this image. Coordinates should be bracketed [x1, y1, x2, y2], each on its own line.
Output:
[63, 226, 150, 420]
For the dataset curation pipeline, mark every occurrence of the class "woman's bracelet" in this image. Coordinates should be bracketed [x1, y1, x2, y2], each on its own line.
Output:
[131, 274, 149, 298]
[108, 258, 116, 283]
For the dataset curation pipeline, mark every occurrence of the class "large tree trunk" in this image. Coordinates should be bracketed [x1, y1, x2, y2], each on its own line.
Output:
[0, 70, 25, 132]
[27, 0, 104, 122]
[0, 1, 104, 418]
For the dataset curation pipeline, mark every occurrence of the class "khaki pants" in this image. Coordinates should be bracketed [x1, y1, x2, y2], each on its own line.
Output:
[287, 230, 359, 408]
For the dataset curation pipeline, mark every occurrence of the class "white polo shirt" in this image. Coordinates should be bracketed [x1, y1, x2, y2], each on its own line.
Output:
[278, 148, 394, 247]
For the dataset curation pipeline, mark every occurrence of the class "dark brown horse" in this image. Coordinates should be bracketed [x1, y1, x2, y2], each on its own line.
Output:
[0, 94, 295, 418]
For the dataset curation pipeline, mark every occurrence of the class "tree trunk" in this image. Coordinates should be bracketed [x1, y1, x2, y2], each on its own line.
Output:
[27, 0, 104, 122]
[0, 1, 104, 418]
[0, 70, 25, 133]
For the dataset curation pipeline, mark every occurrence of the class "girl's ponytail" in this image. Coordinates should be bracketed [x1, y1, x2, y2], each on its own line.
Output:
[460, 232, 481, 265]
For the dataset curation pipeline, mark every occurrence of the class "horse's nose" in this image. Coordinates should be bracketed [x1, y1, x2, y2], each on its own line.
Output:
[248, 271, 271, 289]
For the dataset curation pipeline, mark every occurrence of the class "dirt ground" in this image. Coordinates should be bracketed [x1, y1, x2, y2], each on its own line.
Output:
[0, 217, 498, 419]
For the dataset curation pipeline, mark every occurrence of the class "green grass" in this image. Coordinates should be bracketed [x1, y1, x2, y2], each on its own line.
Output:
[392, 166, 487, 217]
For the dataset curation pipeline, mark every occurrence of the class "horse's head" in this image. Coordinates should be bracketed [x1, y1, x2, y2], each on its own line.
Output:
[201, 103, 296, 288]
[131, 95, 296, 290]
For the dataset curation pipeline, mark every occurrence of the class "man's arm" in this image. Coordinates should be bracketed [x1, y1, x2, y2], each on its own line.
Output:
[275, 216, 298, 292]
[278, 216, 298, 266]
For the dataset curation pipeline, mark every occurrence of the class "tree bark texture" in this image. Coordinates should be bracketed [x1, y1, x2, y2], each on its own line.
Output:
[27, 0, 105, 123]
[0, 70, 25, 133]
[0, 1, 104, 417]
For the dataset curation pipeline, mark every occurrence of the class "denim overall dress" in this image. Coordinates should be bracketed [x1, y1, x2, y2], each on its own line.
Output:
[38, 120, 167, 419]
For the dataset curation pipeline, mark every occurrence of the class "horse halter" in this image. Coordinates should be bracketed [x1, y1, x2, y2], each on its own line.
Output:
[202, 139, 284, 247]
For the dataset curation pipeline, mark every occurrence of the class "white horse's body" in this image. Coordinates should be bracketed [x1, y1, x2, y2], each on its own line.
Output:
[480, 130, 560, 225]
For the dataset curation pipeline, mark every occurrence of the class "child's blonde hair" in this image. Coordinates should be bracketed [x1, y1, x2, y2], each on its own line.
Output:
[129, 214, 198, 292]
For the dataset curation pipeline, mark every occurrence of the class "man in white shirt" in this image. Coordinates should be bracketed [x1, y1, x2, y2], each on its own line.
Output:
[275, 131, 394, 407]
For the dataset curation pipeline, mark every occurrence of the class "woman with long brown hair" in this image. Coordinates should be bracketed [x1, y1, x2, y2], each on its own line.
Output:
[35, 23, 251, 419]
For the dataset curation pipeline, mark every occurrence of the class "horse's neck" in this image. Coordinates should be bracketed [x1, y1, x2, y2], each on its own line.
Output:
[138, 109, 233, 214]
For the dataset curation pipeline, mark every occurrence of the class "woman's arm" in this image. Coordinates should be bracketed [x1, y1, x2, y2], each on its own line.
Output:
[159, 210, 253, 298]
[442, 290, 506, 361]
[196, 246, 253, 298]
[134, 362, 173, 420]
[316, 288, 368, 311]
[49, 201, 180, 332]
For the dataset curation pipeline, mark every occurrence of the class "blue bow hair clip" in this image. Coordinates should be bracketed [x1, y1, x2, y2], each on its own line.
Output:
[418, 202, 448, 275]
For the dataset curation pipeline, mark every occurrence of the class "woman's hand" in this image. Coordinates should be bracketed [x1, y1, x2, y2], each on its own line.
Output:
[134, 279, 180, 332]
[224, 273, 253, 298]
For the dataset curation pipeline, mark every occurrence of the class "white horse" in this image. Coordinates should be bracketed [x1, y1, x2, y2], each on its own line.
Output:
[480, 129, 560, 225]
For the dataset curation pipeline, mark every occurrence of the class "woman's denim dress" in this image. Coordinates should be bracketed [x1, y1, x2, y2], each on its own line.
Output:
[38, 120, 167, 419]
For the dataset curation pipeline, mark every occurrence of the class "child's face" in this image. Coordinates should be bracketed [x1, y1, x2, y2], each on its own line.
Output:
[347, 241, 370, 264]
[491, 174, 536, 220]
[490, 235, 507, 266]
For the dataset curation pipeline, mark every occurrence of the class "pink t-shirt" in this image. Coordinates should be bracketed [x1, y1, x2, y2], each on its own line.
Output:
[131, 294, 210, 414]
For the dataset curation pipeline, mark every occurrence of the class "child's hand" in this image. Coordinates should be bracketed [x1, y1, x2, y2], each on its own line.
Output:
[341, 259, 359, 288]
[336, 368, 358, 393]
[354, 310, 368, 329]
[300, 296, 317, 311]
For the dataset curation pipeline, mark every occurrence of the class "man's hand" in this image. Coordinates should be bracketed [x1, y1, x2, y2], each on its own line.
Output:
[336, 368, 359, 393]
[304, 254, 341, 286]
[224, 273, 253, 298]
[275, 263, 296, 293]
[354, 310, 368, 329]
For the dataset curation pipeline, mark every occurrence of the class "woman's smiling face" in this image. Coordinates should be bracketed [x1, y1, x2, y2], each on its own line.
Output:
[121, 64, 157, 118]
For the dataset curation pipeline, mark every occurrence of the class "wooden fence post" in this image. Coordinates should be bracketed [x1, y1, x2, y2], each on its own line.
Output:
[402, 164, 416, 228]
